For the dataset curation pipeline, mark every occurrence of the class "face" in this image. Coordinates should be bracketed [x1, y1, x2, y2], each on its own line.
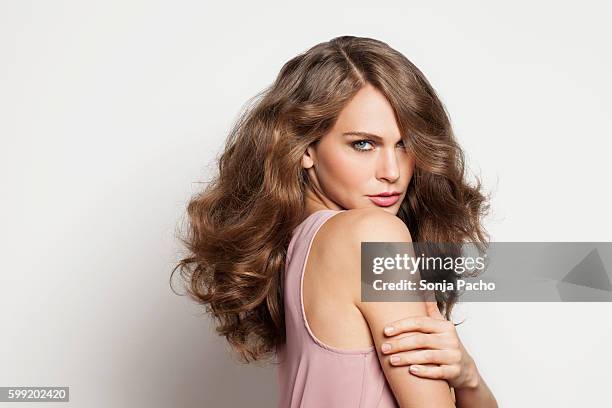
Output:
[302, 83, 416, 215]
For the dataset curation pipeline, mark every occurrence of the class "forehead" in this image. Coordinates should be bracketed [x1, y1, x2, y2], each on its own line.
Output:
[332, 84, 401, 140]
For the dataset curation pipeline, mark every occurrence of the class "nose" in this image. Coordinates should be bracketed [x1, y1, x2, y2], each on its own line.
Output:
[376, 147, 400, 183]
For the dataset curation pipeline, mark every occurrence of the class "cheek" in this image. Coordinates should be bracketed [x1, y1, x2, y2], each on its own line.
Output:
[406, 162, 416, 178]
[401, 154, 417, 178]
[318, 151, 370, 189]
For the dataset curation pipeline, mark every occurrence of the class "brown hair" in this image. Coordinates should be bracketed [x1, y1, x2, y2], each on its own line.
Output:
[171, 35, 491, 363]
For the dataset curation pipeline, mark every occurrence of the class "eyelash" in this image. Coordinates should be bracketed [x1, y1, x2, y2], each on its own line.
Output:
[351, 139, 406, 153]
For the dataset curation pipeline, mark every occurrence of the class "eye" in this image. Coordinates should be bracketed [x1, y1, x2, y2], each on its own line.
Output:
[351, 140, 375, 152]
[351, 139, 406, 152]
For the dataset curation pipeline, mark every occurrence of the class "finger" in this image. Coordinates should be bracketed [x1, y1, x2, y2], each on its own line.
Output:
[381, 333, 446, 354]
[409, 364, 459, 380]
[383, 315, 449, 337]
[388, 349, 456, 366]
[424, 290, 445, 320]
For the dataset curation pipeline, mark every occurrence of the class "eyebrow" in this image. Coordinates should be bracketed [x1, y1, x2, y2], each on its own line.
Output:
[341, 131, 403, 143]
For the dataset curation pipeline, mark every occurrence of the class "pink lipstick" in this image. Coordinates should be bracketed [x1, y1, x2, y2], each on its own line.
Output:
[367, 191, 401, 207]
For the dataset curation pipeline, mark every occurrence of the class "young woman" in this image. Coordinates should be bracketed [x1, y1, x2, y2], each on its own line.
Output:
[173, 36, 498, 407]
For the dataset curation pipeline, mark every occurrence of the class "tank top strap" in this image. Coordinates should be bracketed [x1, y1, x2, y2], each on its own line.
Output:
[285, 209, 366, 352]
[286, 209, 344, 260]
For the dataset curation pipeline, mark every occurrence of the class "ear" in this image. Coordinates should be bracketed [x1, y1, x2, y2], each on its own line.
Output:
[301, 145, 315, 169]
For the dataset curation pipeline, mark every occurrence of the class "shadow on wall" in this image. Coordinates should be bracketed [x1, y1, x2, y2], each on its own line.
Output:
[159, 296, 277, 408]
[196, 318, 278, 407]
[120, 292, 277, 408]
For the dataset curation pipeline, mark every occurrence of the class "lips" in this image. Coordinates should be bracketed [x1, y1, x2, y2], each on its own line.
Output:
[367, 192, 401, 207]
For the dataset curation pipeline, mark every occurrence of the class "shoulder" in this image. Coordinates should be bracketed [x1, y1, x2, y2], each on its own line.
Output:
[319, 207, 426, 313]
[316, 210, 453, 405]
[322, 208, 413, 246]
[315, 208, 414, 302]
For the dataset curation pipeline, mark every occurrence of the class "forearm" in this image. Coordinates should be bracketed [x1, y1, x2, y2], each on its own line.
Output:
[454, 368, 498, 408]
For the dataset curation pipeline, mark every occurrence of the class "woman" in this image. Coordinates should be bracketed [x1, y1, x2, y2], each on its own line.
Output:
[173, 36, 498, 407]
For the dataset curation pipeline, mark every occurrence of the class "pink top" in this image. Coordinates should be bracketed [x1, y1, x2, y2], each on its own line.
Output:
[276, 209, 399, 407]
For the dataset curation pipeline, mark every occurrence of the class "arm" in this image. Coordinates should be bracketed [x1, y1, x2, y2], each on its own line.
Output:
[381, 302, 498, 408]
[337, 209, 456, 408]
[358, 301, 456, 407]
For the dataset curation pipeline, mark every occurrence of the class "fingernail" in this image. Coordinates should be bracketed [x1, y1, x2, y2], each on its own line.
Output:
[390, 355, 400, 364]
[381, 343, 391, 352]
[410, 365, 420, 372]
[384, 326, 395, 335]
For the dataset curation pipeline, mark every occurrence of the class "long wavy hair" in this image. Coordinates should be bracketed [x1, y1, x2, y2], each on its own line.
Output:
[171, 35, 491, 363]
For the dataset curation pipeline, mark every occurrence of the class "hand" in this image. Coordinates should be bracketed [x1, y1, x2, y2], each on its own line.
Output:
[379, 291, 480, 389]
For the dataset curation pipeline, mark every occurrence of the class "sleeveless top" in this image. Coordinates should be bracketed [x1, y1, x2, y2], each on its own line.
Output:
[276, 209, 399, 407]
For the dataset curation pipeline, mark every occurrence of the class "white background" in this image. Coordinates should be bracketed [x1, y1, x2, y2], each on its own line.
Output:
[1, 1, 611, 406]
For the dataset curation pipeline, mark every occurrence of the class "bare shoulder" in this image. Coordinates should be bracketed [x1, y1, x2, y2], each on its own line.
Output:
[316, 208, 414, 306]
[321, 208, 455, 406]
[322, 207, 413, 246]
[300, 208, 414, 351]
[321, 208, 413, 298]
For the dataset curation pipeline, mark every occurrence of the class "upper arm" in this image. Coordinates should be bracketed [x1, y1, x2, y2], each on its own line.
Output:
[332, 209, 455, 408]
